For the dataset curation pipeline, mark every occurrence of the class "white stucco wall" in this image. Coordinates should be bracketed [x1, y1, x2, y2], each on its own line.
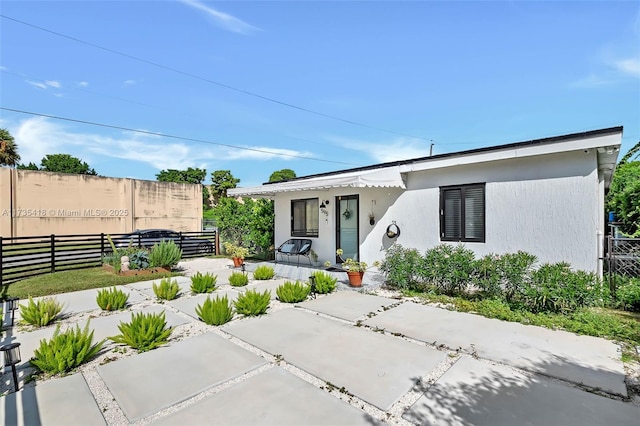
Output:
[368, 150, 600, 271]
[274, 149, 601, 272]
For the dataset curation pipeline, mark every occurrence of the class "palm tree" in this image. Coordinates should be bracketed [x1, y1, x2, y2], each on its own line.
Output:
[0, 128, 21, 167]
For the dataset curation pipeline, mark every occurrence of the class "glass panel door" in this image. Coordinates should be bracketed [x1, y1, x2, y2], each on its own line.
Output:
[336, 195, 359, 262]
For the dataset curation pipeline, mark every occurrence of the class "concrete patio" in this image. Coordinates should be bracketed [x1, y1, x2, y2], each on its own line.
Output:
[1, 258, 638, 425]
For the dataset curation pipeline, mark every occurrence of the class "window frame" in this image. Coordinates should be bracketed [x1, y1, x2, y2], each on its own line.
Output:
[439, 183, 486, 243]
[290, 198, 319, 238]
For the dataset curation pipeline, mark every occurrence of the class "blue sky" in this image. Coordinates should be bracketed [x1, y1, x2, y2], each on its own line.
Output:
[1, 1, 638, 187]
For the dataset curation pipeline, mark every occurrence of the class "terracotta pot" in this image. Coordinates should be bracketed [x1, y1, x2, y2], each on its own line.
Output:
[232, 257, 244, 267]
[347, 271, 364, 287]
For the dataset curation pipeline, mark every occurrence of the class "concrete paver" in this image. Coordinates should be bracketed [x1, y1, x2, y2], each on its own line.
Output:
[156, 367, 384, 426]
[167, 290, 240, 320]
[403, 356, 640, 426]
[0, 373, 105, 426]
[14, 287, 147, 322]
[125, 276, 192, 299]
[365, 302, 627, 396]
[223, 308, 446, 411]
[239, 279, 287, 299]
[96, 332, 267, 422]
[298, 292, 399, 321]
[11, 306, 188, 368]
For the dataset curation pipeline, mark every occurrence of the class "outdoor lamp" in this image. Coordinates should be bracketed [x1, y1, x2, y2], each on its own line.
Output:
[1, 342, 22, 392]
[7, 297, 19, 326]
[241, 263, 246, 273]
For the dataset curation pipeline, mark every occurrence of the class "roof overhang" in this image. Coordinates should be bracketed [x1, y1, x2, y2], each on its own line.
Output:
[228, 166, 406, 198]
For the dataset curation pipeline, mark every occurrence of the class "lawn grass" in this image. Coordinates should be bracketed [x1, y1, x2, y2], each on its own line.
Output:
[404, 290, 640, 361]
[4, 267, 181, 299]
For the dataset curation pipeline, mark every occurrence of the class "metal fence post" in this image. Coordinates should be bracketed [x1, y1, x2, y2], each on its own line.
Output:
[100, 233, 105, 256]
[50, 234, 56, 273]
[0, 236, 3, 286]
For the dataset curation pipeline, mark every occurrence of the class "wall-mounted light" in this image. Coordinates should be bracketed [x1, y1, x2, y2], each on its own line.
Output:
[319, 200, 329, 209]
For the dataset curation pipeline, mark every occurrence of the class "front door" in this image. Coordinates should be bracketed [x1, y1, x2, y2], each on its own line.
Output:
[336, 195, 359, 262]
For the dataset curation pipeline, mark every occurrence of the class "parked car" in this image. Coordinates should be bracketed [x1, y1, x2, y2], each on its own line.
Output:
[111, 229, 214, 255]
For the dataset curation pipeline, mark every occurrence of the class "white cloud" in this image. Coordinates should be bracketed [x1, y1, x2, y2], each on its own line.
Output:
[180, 0, 260, 34]
[6, 117, 310, 174]
[614, 58, 640, 77]
[328, 136, 430, 163]
[45, 80, 61, 88]
[225, 146, 312, 161]
[124, 79, 136, 86]
[26, 80, 47, 89]
[78, 81, 89, 87]
[569, 74, 613, 89]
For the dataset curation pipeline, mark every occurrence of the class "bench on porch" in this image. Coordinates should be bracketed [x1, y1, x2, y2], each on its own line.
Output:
[275, 239, 312, 266]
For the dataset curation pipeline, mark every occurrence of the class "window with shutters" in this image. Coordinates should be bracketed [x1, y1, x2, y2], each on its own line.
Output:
[439, 183, 485, 243]
[291, 198, 319, 237]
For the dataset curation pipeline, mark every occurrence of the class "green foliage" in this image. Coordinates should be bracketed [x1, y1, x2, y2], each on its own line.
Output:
[110, 311, 172, 352]
[31, 321, 105, 374]
[0, 128, 20, 166]
[234, 289, 271, 316]
[156, 167, 210, 208]
[269, 168, 296, 183]
[19, 296, 64, 327]
[229, 271, 249, 287]
[607, 161, 640, 236]
[223, 242, 249, 259]
[525, 263, 604, 314]
[253, 265, 275, 280]
[276, 281, 310, 303]
[195, 295, 234, 325]
[378, 244, 423, 290]
[212, 197, 274, 256]
[211, 169, 240, 199]
[129, 250, 150, 270]
[421, 244, 476, 296]
[152, 278, 180, 300]
[616, 276, 640, 312]
[311, 271, 337, 294]
[473, 252, 537, 302]
[96, 287, 129, 311]
[190, 272, 218, 293]
[149, 240, 183, 269]
[32, 153, 97, 175]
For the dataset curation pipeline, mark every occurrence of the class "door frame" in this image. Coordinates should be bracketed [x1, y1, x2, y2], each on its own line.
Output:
[335, 194, 359, 263]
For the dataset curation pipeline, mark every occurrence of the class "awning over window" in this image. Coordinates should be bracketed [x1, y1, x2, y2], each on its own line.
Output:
[228, 166, 406, 198]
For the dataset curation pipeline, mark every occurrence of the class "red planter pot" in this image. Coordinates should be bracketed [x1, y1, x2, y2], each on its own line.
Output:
[347, 271, 364, 287]
[232, 257, 244, 267]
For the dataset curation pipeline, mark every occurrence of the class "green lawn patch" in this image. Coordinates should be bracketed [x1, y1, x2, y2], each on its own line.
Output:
[5, 267, 181, 299]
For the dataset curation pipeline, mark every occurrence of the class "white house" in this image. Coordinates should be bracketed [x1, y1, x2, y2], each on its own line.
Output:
[229, 127, 622, 275]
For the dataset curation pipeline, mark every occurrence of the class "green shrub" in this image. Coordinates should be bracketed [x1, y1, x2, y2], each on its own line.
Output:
[525, 263, 602, 314]
[196, 295, 234, 325]
[234, 289, 271, 316]
[473, 254, 502, 298]
[421, 244, 476, 296]
[253, 265, 275, 280]
[31, 321, 104, 374]
[96, 287, 129, 311]
[378, 243, 423, 290]
[110, 311, 172, 352]
[129, 250, 150, 270]
[311, 271, 337, 294]
[473, 251, 537, 301]
[153, 278, 180, 300]
[276, 281, 311, 303]
[190, 272, 218, 293]
[616, 276, 640, 312]
[19, 296, 64, 327]
[149, 240, 183, 269]
[229, 271, 249, 287]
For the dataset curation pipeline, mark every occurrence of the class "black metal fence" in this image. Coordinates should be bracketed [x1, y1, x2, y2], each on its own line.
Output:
[0, 231, 217, 285]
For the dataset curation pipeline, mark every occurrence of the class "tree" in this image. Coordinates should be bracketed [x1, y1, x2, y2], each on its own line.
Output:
[0, 128, 20, 167]
[607, 160, 640, 236]
[38, 154, 97, 175]
[17, 162, 39, 170]
[156, 167, 210, 208]
[211, 197, 274, 255]
[269, 168, 296, 183]
[211, 170, 240, 200]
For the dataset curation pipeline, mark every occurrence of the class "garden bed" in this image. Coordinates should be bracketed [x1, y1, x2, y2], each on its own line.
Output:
[102, 264, 171, 276]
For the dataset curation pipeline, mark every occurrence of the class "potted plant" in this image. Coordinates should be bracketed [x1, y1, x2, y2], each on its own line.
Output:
[223, 242, 249, 267]
[336, 248, 368, 287]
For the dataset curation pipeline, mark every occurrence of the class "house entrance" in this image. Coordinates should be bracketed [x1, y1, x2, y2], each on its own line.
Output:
[335, 195, 359, 262]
